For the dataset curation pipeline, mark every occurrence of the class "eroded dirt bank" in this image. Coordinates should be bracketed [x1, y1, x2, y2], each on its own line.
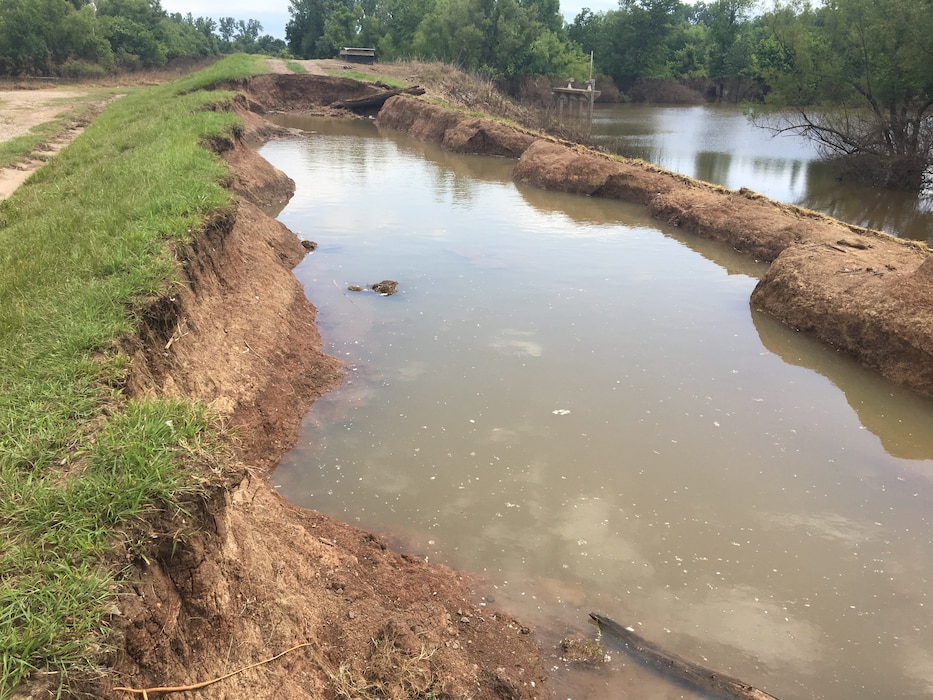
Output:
[81, 71, 931, 699]
[376, 94, 933, 399]
[83, 87, 546, 699]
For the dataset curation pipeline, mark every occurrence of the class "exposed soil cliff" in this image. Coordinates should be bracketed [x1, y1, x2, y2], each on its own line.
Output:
[65, 69, 931, 699]
[85, 86, 547, 700]
[375, 94, 933, 399]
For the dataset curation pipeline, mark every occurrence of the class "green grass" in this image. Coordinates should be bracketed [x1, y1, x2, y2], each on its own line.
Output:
[0, 53, 267, 697]
[286, 60, 308, 74]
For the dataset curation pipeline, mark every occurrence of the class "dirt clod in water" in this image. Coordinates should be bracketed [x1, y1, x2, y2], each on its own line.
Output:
[559, 636, 605, 666]
[371, 279, 399, 295]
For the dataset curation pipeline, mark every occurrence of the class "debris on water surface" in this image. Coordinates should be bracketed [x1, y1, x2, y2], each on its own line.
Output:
[371, 280, 399, 295]
[559, 636, 606, 665]
[552, 409, 571, 415]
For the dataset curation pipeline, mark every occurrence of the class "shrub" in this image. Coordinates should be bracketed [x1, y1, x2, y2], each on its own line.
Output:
[59, 58, 109, 79]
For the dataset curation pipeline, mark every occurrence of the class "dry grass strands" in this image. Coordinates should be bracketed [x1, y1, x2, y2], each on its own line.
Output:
[324, 623, 443, 700]
[113, 642, 314, 697]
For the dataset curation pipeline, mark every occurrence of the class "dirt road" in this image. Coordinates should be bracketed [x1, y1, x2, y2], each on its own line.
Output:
[0, 86, 108, 199]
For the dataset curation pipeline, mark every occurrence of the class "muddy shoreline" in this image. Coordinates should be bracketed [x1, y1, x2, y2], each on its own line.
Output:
[78, 88, 548, 699]
[80, 73, 931, 697]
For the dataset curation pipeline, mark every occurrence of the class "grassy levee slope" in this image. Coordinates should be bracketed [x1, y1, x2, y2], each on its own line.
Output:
[0, 54, 268, 696]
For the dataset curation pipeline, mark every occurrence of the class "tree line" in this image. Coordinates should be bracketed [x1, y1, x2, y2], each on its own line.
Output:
[0, 0, 929, 190]
[284, 0, 931, 190]
[0, 0, 285, 77]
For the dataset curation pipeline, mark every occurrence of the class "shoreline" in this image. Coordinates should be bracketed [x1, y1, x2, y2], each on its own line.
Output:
[4, 63, 930, 698]
[104, 71, 933, 697]
[91, 84, 549, 699]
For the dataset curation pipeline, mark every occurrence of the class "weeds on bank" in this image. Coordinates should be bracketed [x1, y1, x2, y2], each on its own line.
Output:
[319, 628, 444, 700]
[0, 53, 266, 695]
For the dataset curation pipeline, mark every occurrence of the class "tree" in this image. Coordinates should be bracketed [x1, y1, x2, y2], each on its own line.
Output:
[525, 29, 589, 79]
[0, 0, 72, 73]
[759, 0, 933, 190]
[57, 4, 114, 66]
[374, 0, 437, 59]
[217, 16, 237, 50]
[232, 18, 263, 51]
[286, 0, 331, 57]
[701, 0, 755, 97]
[318, 1, 364, 55]
[95, 0, 171, 67]
[412, 0, 494, 69]
[597, 0, 682, 81]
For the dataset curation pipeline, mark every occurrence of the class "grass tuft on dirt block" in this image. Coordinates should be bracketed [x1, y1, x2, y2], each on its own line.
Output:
[0, 53, 266, 696]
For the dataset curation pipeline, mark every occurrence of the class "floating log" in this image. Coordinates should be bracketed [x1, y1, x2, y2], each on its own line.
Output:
[331, 86, 426, 112]
[589, 613, 780, 700]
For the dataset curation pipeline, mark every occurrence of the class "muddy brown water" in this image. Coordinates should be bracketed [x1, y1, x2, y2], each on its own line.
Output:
[264, 116, 933, 699]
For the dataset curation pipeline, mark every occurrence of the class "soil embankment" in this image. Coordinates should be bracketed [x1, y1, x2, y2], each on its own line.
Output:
[86, 81, 547, 699]
[58, 70, 930, 698]
[376, 94, 933, 399]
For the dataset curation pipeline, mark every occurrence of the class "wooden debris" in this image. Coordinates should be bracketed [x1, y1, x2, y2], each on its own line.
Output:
[590, 613, 780, 700]
[332, 86, 426, 112]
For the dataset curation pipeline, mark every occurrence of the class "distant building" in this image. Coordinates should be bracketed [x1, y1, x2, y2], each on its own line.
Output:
[339, 48, 376, 65]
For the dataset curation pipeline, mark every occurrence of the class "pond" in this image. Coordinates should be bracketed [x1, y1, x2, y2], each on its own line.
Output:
[591, 104, 933, 246]
[262, 116, 933, 699]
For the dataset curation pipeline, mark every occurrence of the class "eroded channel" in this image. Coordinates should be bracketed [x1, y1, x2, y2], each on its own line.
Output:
[264, 117, 933, 699]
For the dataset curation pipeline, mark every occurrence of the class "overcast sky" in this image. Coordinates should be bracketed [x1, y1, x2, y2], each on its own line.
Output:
[160, 0, 620, 41]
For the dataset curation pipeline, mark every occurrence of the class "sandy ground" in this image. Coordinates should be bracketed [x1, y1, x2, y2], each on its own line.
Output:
[266, 58, 327, 76]
[0, 87, 103, 199]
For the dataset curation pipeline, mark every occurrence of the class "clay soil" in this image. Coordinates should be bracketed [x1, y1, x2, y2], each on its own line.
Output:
[4, 63, 932, 700]
[3, 72, 555, 700]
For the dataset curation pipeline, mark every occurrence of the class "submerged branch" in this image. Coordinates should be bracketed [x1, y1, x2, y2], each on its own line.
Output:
[591, 613, 780, 700]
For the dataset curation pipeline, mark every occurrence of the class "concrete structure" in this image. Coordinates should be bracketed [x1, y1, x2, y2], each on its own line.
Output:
[553, 80, 600, 121]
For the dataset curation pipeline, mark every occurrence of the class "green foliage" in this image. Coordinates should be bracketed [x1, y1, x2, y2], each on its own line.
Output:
[703, 0, 755, 81]
[757, 0, 933, 189]
[568, 0, 686, 80]
[407, 0, 580, 78]
[0, 55, 258, 693]
[0, 0, 73, 73]
[0, 0, 279, 76]
[286, 0, 333, 57]
[285, 0, 586, 78]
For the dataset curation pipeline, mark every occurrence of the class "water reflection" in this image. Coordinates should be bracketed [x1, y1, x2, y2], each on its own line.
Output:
[592, 104, 933, 244]
[753, 311, 933, 461]
[262, 118, 933, 700]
